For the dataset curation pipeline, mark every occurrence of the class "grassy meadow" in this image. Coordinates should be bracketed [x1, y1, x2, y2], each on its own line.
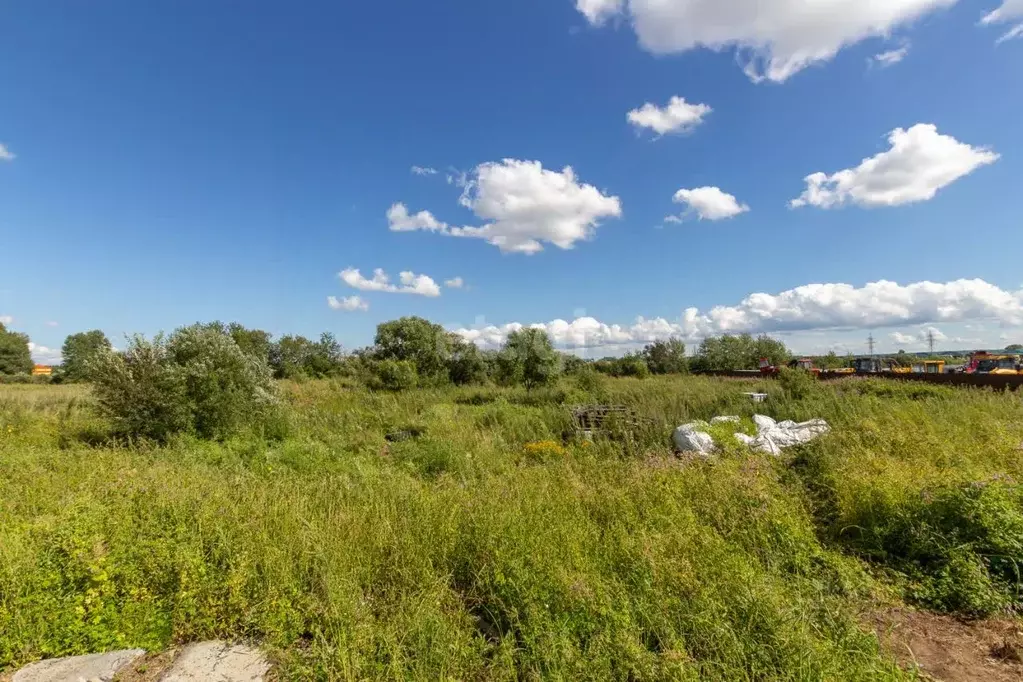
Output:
[2, 376, 1023, 679]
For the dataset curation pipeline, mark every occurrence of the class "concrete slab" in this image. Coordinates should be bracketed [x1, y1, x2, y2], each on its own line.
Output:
[158, 642, 269, 682]
[13, 649, 145, 682]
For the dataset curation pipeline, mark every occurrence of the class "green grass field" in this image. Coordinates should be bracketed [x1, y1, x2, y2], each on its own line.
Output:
[3, 376, 1023, 680]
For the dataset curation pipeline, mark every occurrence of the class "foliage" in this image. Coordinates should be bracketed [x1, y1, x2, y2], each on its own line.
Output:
[690, 333, 790, 372]
[227, 323, 274, 363]
[642, 337, 688, 375]
[372, 359, 419, 392]
[270, 333, 345, 380]
[7, 373, 1023, 678]
[0, 322, 33, 376]
[496, 328, 561, 389]
[88, 325, 280, 441]
[814, 351, 848, 370]
[777, 366, 820, 400]
[593, 354, 650, 378]
[374, 317, 452, 383]
[1006, 344, 1023, 352]
[447, 339, 488, 386]
[60, 330, 112, 382]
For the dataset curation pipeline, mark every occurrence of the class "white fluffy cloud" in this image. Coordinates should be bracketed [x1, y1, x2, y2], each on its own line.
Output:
[627, 96, 712, 136]
[454, 279, 1023, 349]
[411, 165, 438, 176]
[339, 268, 442, 297]
[28, 342, 62, 365]
[387, 203, 447, 232]
[872, 45, 910, 67]
[444, 277, 465, 289]
[0, 144, 14, 162]
[671, 186, 749, 221]
[46, 321, 59, 327]
[575, 0, 956, 82]
[791, 124, 999, 209]
[890, 326, 947, 346]
[981, 0, 1023, 42]
[389, 159, 622, 254]
[0, 315, 13, 325]
[328, 295, 370, 312]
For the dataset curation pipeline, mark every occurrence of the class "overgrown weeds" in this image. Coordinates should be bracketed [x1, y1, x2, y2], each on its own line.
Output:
[3, 374, 1022, 678]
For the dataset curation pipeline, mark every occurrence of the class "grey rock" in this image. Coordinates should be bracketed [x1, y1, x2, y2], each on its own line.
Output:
[13, 649, 145, 682]
[159, 642, 269, 682]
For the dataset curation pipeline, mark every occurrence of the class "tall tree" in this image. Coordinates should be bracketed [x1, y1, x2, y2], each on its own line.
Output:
[643, 338, 688, 374]
[374, 317, 452, 381]
[0, 322, 33, 375]
[497, 328, 560, 389]
[60, 330, 112, 382]
[448, 336, 488, 385]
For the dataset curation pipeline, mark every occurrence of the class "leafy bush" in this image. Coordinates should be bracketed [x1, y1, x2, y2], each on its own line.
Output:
[89, 326, 280, 442]
[778, 366, 820, 400]
[372, 359, 419, 391]
[839, 480, 1023, 616]
[496, 328, 560, 389]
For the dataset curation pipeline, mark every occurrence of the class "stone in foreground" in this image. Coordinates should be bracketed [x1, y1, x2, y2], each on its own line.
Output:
[159, 641, 269, 681]
[13, 649, 145, 682]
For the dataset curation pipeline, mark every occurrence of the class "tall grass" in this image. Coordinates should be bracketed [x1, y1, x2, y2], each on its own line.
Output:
[3, 376, 1022, 678]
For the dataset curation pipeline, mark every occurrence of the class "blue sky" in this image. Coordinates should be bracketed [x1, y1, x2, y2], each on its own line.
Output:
[2, 0, 1022, 362]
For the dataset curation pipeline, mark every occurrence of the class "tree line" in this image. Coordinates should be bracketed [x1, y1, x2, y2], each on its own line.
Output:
[6, 317, 1017, 388]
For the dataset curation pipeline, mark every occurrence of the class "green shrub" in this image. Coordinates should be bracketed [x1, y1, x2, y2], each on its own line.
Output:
[839, 480, 1023, 616]
[89, 326, 280, 442]
[373, 359, 419, 392]
[778, 366, 820, 400]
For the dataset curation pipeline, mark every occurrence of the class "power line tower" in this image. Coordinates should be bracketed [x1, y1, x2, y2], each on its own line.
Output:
[927, 328, 936, 355]
[868, 333, 876, 357]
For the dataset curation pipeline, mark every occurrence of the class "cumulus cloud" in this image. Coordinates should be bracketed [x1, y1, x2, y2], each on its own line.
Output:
[389, 159, 622, 254]
[0, 144, 14, 162]
[575, 0, 955, 82]
[328, 295, 370, 312]
[0, 315, 13, 325]
[46, 321, 59, 327]
[339, 268, 442, 297]
[387, 203, 447, 232]
[28, 342, 62, 365]
[627, 96, 712, 136]
[671, 186, 749, 221]
[872, 45, 910, 67]
[791, 124, 999, 209]
[890, 326, 947, 346]
[454, 279, 1023, 349]
[444, 277, 465, 289]
[981, 0, 1023, 42]
[411, 165, 438, 176]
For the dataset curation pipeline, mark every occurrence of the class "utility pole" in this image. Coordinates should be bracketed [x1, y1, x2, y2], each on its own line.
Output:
[927, 328, 936, 355]
[868, 333, 876, 357]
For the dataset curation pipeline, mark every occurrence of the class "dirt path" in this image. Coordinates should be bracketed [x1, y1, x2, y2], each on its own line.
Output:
[871, 608, 1023, 681]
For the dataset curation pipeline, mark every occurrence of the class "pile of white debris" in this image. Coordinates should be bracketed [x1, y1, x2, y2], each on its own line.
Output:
[673, 414, 830, 457]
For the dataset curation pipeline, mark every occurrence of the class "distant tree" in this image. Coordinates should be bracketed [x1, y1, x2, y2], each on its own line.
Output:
[560, 353, 589, 376]
[227, 323, 273, 362]
[269, 333, 344, 379]
[1006, 344, 1023, 352]
[496, 328, 560, 389]
[374, 317, 452, 382]
[60, 330, 112, 382]
[815, 351, 846, 370]
[448, 337, 488, 385]
[0, 322, 33, 375]
[690, 334, 790, 372]
[643, 338, 688, 375]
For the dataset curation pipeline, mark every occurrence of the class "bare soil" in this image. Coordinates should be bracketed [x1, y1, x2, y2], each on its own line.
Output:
[870, 607, 1023, 681]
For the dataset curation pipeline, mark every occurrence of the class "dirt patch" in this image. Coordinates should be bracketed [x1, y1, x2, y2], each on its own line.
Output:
[870, 607, 1023, 681]
[112, 648, 179, 682]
